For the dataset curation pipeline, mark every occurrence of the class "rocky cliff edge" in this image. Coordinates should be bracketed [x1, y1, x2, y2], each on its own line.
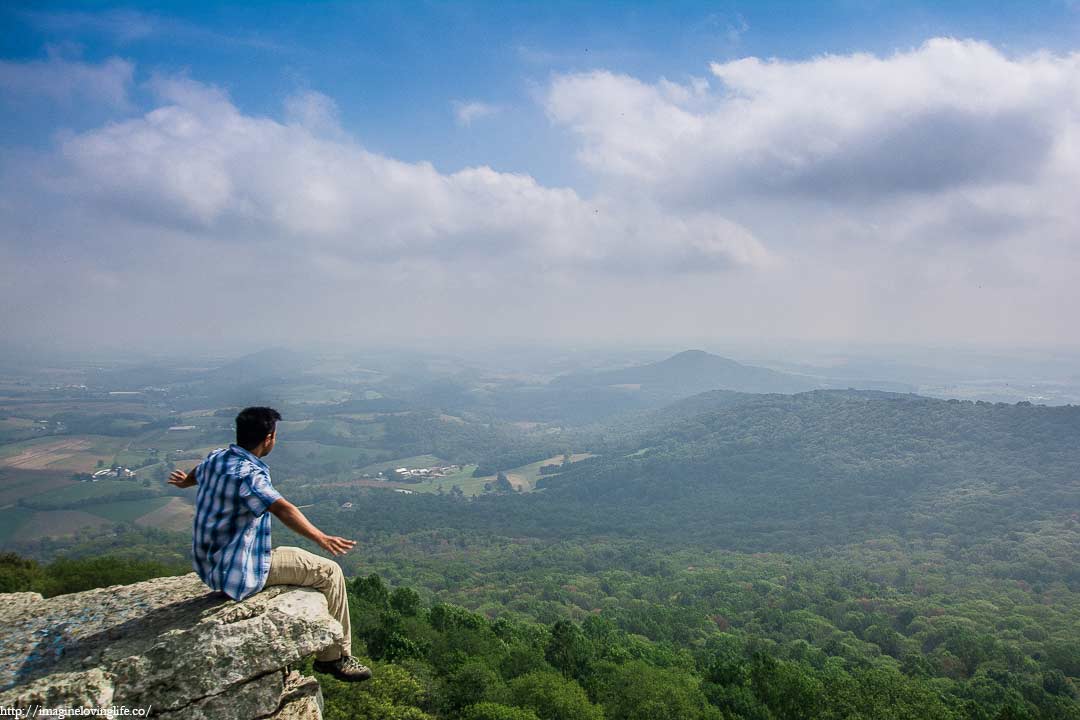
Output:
[0, 573, 344, 719]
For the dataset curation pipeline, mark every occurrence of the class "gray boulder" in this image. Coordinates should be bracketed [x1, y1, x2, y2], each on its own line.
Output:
[0, 573, 341, 719]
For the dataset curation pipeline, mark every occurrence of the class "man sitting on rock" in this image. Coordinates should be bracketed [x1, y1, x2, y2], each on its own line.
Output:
[169, 406, 371, 682]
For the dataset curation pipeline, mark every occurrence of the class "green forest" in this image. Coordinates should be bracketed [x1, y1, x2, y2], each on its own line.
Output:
[2, 390, 1078, 718]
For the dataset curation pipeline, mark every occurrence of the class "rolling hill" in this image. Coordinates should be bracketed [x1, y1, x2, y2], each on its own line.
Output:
[552, 349, 821, 395]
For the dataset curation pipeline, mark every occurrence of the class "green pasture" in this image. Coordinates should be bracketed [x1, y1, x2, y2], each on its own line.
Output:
[85, 496, 171, 523]
[0, 506, 30, 544]
[398, 453, 595, 496]
[20, 510, 110, 540]
[111, 449, 166, 469]
[506, 452, 594, 487]
[0, 436, 70, 460]
[0, 468, 74, 499]
[400, 465, 491, 496]
[354, 453, 595, 497]
[140, 426, 228, 453]
[33, 479, 155, 506]
[0, 418, 39, 442]
[359, 454, 447, 475]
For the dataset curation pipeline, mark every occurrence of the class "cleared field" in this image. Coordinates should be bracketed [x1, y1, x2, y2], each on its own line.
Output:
[0, 469, 76, 505]
[0, 506, 31, 545]
[0, 438, 92, 469]
[28, 479, 157, 508]
[3, 400, 150, 417]
[112, 449, 167, 468]
[0, 418, 36, 432]
[432, 466, 494, 496]
[360, 455, 447, 475]
[321, 464, 490, 497]
[504, 473, 529, 491]
[86, 496, 172, 523]
[387, 465, 492, 497]
[135, 496, 194, 532]
[0, 435, 128, 473]
[345, 453, 596, 497]
[19, 510, 112, 540]
[499, 453, 595, 490]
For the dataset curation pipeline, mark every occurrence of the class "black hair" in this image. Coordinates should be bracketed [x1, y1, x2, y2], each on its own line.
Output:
[235, 406, 282, 450]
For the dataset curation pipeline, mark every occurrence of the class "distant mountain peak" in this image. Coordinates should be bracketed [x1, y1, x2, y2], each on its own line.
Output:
[555, 349, 818, 397]
[664, 350, 742, 366]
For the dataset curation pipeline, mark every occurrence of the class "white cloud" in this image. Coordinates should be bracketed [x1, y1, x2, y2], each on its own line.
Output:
[453, 100, 501, 127]
[0, 67, 775, 348]
[540, 38, 1080, 345]
[0, 49, 133, 108]
[546, 39, 1080, 207]
[284, 90, 342, 135]
[27, 75, 765, 274]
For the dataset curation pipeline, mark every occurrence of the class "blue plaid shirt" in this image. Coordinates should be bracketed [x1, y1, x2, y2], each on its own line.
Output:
[192, 444, 283, 600]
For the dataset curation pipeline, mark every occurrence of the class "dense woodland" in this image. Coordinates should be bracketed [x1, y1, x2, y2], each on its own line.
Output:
[2, 386, 1078, 718]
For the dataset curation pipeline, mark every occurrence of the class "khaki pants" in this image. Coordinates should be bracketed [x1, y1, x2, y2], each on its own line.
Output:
[266, 546, 352, 661]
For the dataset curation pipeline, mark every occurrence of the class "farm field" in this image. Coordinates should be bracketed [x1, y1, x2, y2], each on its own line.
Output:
[27, 479, 158, 508]
[398, 464, 488, 496]
[359, 454, 447, 476]
[342, 452, 594, 497]
[0, 437, 94, 469]
[0, 506, 29, 544]
[134, 496, 193, 532]
[503, 453, 595, 490]
[315, 464, 488, 496]
[0, 469, 75, 506]
[0, 364, 591, 546]
[86, 496, 172, 523]
[18, 510, 112, 541]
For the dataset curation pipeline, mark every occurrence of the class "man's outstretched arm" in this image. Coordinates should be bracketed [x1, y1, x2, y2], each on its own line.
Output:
[268, 498, 357, 556]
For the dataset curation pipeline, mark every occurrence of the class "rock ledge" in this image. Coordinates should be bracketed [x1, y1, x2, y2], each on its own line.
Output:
[0, 573, 342, 719]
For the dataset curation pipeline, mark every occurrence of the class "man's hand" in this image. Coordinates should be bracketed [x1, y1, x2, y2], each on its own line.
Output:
[168, 469, 196, 488]
[317, 534, 357, 556]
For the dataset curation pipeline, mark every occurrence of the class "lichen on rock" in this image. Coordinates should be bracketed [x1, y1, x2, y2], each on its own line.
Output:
[0, 573, 341, 719]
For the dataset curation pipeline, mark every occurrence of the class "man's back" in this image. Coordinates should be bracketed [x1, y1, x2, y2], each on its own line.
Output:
[192, 444, 282, 600]
[173, 406, 370, 681]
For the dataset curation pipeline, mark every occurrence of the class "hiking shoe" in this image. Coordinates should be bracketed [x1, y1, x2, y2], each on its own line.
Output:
[313, 655, 372, 682]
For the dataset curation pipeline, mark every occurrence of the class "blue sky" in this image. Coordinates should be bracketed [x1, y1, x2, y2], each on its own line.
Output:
[4, 1, 1079, 185]
[1, 1, 1079, 352]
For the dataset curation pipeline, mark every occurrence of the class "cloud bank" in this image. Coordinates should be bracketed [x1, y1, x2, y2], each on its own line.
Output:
[548, 39, 1080, 204]
[48, 76, 764, 273]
